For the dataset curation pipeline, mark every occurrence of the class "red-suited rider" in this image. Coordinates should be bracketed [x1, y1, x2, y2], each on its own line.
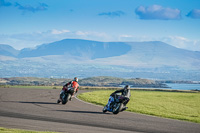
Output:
[57, 77, 79, 103]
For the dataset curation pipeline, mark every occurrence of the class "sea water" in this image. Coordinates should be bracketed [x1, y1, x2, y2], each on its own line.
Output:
[165, 83, 200, 90]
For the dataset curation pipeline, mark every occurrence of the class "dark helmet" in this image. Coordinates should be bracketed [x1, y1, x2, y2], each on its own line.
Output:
[124, 85, 130, 89]
[74, 77, 78, 82]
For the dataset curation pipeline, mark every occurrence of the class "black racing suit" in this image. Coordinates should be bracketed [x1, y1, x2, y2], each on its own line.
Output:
[108, 88, 131, 110]
[110, 88, 131, 98]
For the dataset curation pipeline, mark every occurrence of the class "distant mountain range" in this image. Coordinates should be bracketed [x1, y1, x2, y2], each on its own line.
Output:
[0, 44, 19, 57]
[1, 39, 131, 59]
[0, 39, 200, 80]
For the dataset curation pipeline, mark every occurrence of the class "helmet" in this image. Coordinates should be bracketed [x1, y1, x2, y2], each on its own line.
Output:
[74, 77, 78, 82]
[124, 85, 130, 89]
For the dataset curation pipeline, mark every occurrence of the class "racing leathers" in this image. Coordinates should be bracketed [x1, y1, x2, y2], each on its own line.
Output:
[106, 86, 131, 111]
[63, 80, 79, 94]
[58, 80, 79, 102]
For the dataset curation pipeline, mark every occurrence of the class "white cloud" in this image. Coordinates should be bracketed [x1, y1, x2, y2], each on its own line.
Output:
[135, 5, 181, 20]
[51, 29, 70, 34]
[0, 29, 110, 50]
[75, 31, 109, 39]
[118, 34, 152, 42]
[75, 31, 89, 36]
[119, 34, 133, 38]
[162, 36, 200, 51]
[118, 34, 200, 51]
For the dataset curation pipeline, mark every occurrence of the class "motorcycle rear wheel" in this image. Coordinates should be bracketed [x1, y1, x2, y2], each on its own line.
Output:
[62, 93, 71, 104]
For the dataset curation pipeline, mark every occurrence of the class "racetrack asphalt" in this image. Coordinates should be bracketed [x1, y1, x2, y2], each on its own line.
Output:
[0, 87, 199, 133]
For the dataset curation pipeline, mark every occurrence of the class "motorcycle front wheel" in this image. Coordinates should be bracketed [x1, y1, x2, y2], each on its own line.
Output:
[113, 103, 123, 114]
[102, 106, 107, 113]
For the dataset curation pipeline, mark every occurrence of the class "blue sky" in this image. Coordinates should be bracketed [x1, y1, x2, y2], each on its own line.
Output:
[0, 0, 200, 51]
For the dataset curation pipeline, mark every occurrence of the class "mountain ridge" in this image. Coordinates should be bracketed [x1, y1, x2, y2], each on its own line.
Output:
[0, 44, 19, 57]
[1, 39, 200, 80]
[1, 39, 200, 69]
[17, 39, 131, 59]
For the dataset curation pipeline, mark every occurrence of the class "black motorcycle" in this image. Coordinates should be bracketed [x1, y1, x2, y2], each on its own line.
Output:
[57, 87, 74, 104]
[103, 94, 130, 114]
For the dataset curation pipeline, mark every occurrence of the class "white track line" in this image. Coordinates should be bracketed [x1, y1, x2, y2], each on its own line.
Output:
[75, 95, 103, 108]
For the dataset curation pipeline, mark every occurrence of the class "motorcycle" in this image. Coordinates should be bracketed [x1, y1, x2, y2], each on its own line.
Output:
[57, 87, 74, 104]
[102, 94, 130, 114]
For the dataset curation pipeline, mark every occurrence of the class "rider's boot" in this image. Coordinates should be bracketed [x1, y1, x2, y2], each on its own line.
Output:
[121, 106, 128, 111]
[69, 96, 72, 101]
[57, 98, 61, 103]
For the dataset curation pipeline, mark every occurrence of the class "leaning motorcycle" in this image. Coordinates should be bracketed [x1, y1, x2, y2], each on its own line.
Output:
[57, 87, 74, 105]
[103, 94, 130, 114]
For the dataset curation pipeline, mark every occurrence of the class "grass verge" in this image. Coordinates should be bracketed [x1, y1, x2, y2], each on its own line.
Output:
[0, 127, 58, 133]
[77, 90, 200, 123]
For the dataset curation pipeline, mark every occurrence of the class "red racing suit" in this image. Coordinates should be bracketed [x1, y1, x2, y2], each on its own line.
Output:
[63, 81, 79, 94]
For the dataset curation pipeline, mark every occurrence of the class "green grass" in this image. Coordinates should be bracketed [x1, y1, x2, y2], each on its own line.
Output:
[0, 127, 58, 133]
[77, 90, 200, 123]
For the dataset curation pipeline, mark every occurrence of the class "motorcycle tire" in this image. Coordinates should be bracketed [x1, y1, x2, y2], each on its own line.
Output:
[62, 93, 68, 104]
[113, 103, 123, 114]
[102, 106, 107, 113]
[62, 98, 67, 104]
[62, 93, 71, 104]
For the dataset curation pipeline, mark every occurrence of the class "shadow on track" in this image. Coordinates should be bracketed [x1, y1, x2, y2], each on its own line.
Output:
[56, 110, 111, 115]
[1, 100, 57, 105]
[18, 101, 58, 105]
